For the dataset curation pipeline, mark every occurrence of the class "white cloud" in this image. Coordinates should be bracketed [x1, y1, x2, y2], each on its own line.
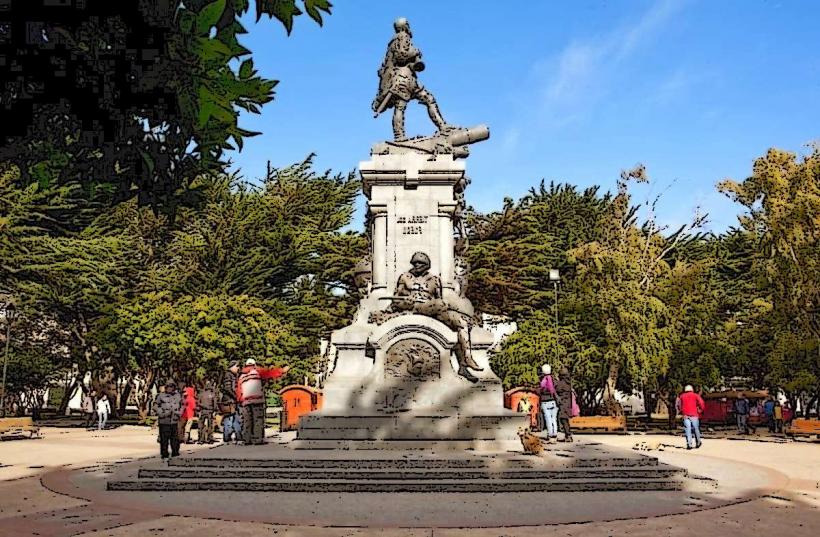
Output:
[537, 0, 689, 126]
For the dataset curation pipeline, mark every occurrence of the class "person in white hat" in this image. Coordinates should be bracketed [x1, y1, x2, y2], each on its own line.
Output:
[539, 363, 559, 442]
[237, 358, 290, 445]
[676, 384, 705, 449]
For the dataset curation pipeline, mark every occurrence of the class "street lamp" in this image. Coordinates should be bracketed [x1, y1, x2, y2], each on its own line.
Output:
[549, 269, 560, 361]
[1, 301, 18, 418]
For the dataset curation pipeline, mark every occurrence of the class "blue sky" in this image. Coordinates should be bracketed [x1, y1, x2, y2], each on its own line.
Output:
[228, 0, 820, 234]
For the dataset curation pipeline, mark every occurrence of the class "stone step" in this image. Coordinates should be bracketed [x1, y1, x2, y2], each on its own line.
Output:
[296, 413, 526, 441]
[108, 477, 684, 493]
[139, 467, 683, 481]
[166, 456, 659, 469]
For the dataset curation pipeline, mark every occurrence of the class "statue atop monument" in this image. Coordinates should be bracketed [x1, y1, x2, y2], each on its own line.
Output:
[388, 252, 484, 383]
[372, 17, 451, 141]
[371, 18, 490, 158]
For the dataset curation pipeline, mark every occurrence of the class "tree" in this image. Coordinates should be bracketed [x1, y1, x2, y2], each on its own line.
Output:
[719, 147, 820, 415]
[0, 0, 332, 209]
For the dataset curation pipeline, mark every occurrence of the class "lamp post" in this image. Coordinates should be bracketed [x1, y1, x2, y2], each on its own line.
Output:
[1, 301, 17, 418]
[549, 269, 560, 361]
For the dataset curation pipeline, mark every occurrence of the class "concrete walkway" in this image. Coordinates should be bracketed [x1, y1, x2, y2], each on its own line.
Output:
[0, 427, 817, 536]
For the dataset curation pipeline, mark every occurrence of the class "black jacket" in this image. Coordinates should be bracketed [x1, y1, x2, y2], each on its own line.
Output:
[221, 371, 238, 403]
[554, 377, 573, 420]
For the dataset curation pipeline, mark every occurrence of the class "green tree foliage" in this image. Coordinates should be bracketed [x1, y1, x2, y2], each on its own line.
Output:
[719, 147, 820, 414]
[0, 0, 331, 209]
[466, 182, 609, 318]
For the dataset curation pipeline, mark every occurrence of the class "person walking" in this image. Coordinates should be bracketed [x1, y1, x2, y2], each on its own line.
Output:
[197, 381, 217, 444]
[676, 385, 705, 449]
[82, 391, 96, 429]
[221, 361, 242, 443]
[734, 393, 751, 434]
[96, 394, 110, 430]
[237, 359, 289, 445]
[553, 367, 574, 442]
[764, 396, 776, 433]
[155, 380, 184, 459]
[538, 364, 559, 442]
[178, 383, 197, 444]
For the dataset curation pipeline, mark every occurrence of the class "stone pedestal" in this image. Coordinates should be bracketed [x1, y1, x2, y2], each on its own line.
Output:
[299, 151, 525, 442]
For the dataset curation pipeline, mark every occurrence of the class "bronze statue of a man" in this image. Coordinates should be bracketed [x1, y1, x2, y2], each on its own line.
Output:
[372, 18, 451, 141]
[392, 252, 483, 382]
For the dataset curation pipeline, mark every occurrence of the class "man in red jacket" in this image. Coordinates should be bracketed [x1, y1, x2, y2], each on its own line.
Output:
[676, 384, 705, 449]
[237, 359, 290, 445]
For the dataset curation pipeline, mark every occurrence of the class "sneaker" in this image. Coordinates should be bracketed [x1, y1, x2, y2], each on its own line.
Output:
[696, 441, 702, 449]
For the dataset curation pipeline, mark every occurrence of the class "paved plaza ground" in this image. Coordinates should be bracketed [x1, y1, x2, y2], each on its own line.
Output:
[0, 425, 817, 536]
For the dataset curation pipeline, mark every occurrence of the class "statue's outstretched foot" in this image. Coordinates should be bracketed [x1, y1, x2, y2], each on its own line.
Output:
[458, 367, 479, 383]
[463, 357, 483, 371]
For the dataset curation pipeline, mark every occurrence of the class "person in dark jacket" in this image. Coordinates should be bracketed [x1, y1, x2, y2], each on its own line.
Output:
[553, 367, 574, 442]
[221, 361, 242, 443]
[734, 393, 751, 434]
[197, 381, 217, 444]
[155, 380, 184, 458]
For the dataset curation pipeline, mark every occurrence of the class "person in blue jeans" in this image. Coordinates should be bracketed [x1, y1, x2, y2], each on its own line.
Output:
[221, 361, 242, 443]
[676, 384, 705, 449]
[222, 408, 242, 443]
[539, 363, 559, 442]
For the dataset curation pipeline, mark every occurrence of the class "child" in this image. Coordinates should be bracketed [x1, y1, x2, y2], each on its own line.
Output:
[773, 401, 784, 433]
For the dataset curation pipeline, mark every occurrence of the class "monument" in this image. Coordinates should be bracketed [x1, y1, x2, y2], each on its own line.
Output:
[297, 18, 527, 442]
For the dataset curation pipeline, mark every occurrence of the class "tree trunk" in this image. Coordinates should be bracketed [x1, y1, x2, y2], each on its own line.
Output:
[666, 393, 678, 430]
[602, 362, 623, 416]
[119, 381, 132, 413]
[135, 369, 157, 424]
[642, 387, 657, 418]
[57, 369, 84, 416]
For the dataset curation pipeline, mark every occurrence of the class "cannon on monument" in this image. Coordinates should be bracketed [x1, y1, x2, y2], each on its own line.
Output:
[371, 124, 490, 159]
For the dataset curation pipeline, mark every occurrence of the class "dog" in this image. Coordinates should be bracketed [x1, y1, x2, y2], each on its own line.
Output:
[632, 439, 671, 452]
[517, 427, 544, 455]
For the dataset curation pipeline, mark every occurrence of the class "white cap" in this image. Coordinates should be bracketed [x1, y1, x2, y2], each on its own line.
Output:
[684, 384, 693, 392]
[245, 358, 256, 366]
[541, 364, 552, 375]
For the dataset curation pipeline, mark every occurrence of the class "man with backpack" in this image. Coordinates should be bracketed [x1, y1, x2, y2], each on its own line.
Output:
[155, 380, 184, 458]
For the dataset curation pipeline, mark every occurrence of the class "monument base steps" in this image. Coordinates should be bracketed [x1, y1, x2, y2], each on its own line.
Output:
[107, 441, 688, 493]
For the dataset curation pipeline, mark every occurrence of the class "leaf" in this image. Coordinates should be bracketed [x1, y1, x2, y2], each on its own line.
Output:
[255, 0, 302, 34]
[239, 59, 254, 79]
[303, 0, 332, 25]
[179, 11, 196, 34]
[196, 0, 227, 35]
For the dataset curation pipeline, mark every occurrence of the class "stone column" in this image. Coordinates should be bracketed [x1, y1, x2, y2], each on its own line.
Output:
[438, 203, 456, 290]
[370, 204, 388, 294]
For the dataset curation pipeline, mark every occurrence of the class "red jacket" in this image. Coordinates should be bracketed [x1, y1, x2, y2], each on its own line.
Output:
[181, 387, 197, 419]
[237, 366, 286, 405]
[677, 391, 705, 418]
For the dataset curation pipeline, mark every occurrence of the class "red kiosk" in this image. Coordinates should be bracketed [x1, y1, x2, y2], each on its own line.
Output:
[278, 385, 323, 431]
[504, 387, 540, 429]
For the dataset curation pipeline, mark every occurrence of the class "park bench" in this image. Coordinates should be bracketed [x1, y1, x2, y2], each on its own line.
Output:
[0, 417, 41, 439]
[570, 415, 628, 433]
[786, 418, 820, 439]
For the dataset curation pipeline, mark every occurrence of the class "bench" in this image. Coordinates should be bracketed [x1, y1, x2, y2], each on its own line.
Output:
[0, 417, 41, 439]
[570, 415, 628, 433]
[786, 418, 820, 439]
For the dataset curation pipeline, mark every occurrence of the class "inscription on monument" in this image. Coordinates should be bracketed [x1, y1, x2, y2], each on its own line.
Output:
[397, 215, 428, 235]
